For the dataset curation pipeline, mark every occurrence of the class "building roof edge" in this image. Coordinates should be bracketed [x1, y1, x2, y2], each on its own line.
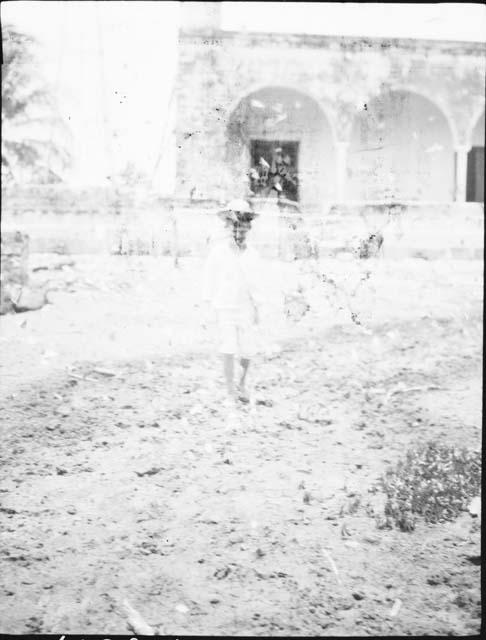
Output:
[178, 28, 486, 52]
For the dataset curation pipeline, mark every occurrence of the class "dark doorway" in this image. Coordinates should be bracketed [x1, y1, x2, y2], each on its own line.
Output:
[466, 146, 484, 202]
[249, 139, 299, 201]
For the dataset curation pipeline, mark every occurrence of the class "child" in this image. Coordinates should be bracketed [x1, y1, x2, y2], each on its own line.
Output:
[202, 199, 263, 407]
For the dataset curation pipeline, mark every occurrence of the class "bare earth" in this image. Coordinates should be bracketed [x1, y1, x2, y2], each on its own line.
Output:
[0, 254, 482, 635]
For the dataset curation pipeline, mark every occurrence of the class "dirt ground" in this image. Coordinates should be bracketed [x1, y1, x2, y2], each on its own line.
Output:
[0, 253, 482, 635]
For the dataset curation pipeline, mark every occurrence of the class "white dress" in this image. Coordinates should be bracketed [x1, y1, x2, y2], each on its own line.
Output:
[202, 241, 263, 357]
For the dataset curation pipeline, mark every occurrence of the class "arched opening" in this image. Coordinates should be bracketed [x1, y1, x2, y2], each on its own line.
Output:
[227, 87, 334, 210]
[347, 90, 455, 201]
[467, 112, 484, 202]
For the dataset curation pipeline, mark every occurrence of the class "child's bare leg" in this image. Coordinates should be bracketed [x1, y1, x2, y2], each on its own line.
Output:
[238, 358, 251, 399]
[222, 353, 235, 399]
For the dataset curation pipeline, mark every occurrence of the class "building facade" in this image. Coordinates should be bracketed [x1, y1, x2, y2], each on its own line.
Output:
[175, 2, 485, 210]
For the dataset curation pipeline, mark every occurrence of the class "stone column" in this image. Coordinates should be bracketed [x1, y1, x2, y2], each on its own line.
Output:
[335, 141, 349, 202]
[454, 145, 471, 202]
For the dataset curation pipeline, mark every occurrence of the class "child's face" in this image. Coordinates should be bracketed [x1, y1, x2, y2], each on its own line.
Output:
[232, 220, 251, 248]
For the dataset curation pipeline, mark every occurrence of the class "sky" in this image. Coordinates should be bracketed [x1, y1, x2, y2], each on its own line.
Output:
[2, 1, 485, 188]
[224, 2, 486, 41]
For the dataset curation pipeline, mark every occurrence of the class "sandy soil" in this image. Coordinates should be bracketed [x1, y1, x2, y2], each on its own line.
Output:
[0, 254, 482, 635]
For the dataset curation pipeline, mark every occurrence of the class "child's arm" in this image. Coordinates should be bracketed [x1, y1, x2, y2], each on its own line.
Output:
[201, 250, 217, 328]
[202, 249, 216, 302]
[249, 294, 260, 325]
[247, 251, 265, 324]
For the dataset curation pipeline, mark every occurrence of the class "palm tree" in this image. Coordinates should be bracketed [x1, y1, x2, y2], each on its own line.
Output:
[1, 23, 71, 184]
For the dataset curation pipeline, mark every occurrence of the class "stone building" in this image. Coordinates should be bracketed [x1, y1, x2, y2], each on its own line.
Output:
[175, 2, 485, 210]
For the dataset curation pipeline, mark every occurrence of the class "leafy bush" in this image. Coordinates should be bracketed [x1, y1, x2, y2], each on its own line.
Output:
[2, 23, 71, 184]
[378, 442, 481, 532]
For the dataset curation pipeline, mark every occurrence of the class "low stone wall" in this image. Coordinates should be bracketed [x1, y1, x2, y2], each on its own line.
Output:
[0, 231, 29, 314]
[308, 202, 484, 260]
[1, 187, 483, 260]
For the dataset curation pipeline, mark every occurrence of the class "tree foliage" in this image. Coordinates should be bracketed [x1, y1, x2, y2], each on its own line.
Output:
[2, 23, 71, 184]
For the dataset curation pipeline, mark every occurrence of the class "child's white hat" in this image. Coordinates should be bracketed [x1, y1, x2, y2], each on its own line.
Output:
[218, 198, 258, 223]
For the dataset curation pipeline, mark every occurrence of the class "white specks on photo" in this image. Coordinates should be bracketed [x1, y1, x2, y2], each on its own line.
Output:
[0, 1, 483, 637]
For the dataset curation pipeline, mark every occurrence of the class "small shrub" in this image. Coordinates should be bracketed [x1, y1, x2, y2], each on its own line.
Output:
[378, 441, 481, 531]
